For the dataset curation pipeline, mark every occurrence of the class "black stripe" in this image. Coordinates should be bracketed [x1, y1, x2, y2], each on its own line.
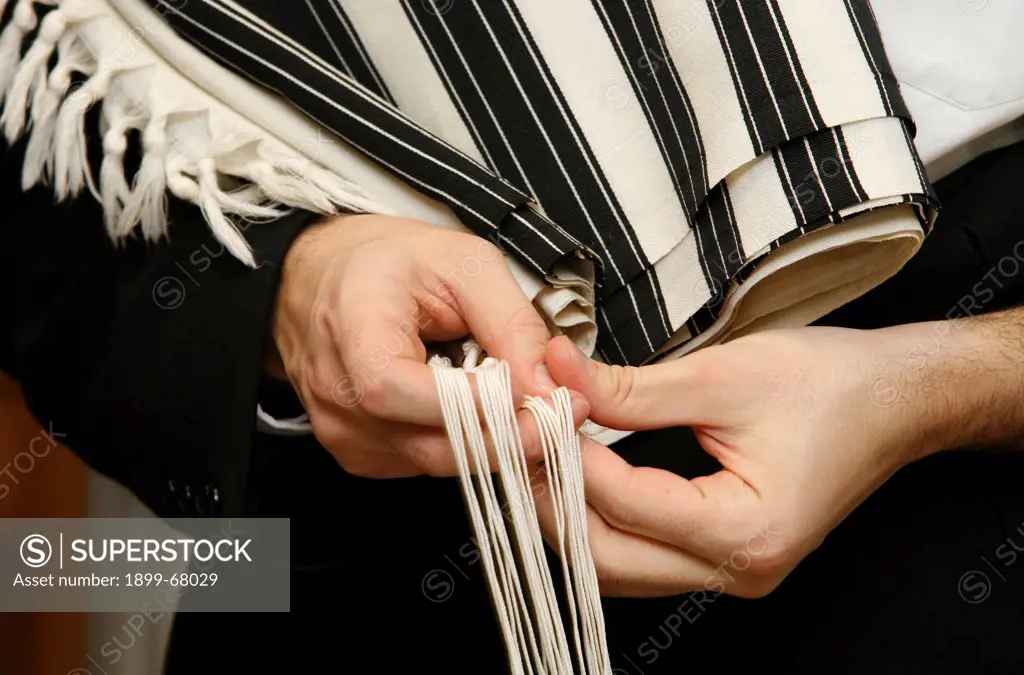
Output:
[778, 136, 825, 222]
[833, 127, 868, 202]
[772, 149, 806, 229]
[500, 0, 656, 296]
[692, 189, 732, 311]
[399, 0, 528, 187]
[706, 0, 762, 154]
[598, 280, 673, 365]
[686, 304, 718, 342]
[720, 183, 746, 275]
[898, 119, 928, 195]
[842, 0, 891, 116]
[843, 0, 911, 122]
[303, 3, 354, 77]
[324, 1, 398, 106]
[683, 208, 720, 317]
[736, 1, 816, 139]
[897, 119, 939, 231]
[644, 0, 710, 196]
[154, 0, 585, 282]
[407, 1, 648, 293]
[860, 0, 913, 122]
[594, 0, 705, 217]
[597, 309, 631, 365]
[714, 1, 788, 155]
[807, 128, 859, 212]
[766, 0, 825, 129]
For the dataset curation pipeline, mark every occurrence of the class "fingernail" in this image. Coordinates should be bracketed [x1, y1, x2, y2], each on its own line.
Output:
[535, 363, 558, 393]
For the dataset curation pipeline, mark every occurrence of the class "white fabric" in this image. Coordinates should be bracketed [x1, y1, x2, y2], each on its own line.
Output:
[874, 0, 1024, 180]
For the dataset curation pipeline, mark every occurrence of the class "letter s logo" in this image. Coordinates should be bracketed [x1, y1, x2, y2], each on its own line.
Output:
[21, 534, 52, 568]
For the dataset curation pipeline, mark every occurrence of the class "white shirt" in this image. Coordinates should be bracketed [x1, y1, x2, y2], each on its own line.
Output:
[875, 0, 1024, 180]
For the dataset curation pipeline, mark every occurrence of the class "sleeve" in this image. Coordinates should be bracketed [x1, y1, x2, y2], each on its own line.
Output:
[0, 135, 315, 518]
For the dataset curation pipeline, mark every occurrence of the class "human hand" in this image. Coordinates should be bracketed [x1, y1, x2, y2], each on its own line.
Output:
[271, 214, 587, 478]
[536, 326, 948, 598]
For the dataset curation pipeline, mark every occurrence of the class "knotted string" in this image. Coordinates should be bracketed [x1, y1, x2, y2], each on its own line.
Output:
[430, 347, 611, 674]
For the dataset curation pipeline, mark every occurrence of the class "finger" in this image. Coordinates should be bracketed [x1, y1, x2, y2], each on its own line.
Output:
[578, 437, 758, 562]
[533, 483, 717, 597]
[337, 274, 452, 425]
[311, 413, 424, 478]
[544, 335, 717, 430]
[386, 392, 590, 477]
[415, 289, 471, 343]
[440, 241, 557, 396]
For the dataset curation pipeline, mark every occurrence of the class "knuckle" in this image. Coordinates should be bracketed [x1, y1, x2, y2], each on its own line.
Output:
[311, 425, 343, 453]
[737, 522, 797, 581]
[406, 444, 451, 478]
[598, 495, 636, 532]
[304, 367, 337, 405]
[357, 378, 390, 417]
[312, 419, 382, 478]
[686, 349, 723, 385]
[748, 545, 792, 578]
[334, 456, 380, 479]
[735, 569, 787, 599]
[473, 239, 502, 263]
[504, 302, 547, 337]
[606, 364, 640, 407]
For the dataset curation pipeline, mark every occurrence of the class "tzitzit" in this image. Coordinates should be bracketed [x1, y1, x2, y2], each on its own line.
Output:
[430, 345, 610, 675]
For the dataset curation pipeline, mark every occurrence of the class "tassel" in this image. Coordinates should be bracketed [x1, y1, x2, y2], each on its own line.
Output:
[0, 0, 390, 271]
[195, 156, 280, 224]
[247, 160, 336, 213]
[431, 359, 613, 674]
[53, 69, 112, 201]
[120, 114, 167, 239]
[0, 0, 37, 101]
[297, 160, 394, 215]
[194, 158, 256, 268]
[255, 143, 389, 215]
[99, 98, 140, 237]
[2, 8, 65, 142]
[22, 33, 90, 189]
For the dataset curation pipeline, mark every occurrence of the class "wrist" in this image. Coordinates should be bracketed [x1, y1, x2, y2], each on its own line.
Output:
[265, 215, 339, 381]
[862, 312, 1024, 462]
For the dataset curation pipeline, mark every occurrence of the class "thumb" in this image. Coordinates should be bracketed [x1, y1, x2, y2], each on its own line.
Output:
[544, 336, 711, 430]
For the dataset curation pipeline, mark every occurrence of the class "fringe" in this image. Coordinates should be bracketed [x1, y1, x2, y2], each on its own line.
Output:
[0, 0, 384, 268]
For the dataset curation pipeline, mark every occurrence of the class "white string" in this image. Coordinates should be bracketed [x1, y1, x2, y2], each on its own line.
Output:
[524, 389, 611, 675]
[430, 346, 611, 674]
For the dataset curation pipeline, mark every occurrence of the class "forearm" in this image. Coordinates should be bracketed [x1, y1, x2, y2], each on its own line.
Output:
[867, 306, 1024, 460]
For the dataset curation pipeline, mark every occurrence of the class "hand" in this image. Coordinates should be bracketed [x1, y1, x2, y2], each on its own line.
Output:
[271, 214, 586, 478]
[536, 327, 946, 598]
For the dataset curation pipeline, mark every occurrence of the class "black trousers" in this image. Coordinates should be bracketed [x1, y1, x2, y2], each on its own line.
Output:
[166, 144, 1024, 675]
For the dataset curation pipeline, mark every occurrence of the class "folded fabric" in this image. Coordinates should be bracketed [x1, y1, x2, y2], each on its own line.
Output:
[0, 0, 937, 374]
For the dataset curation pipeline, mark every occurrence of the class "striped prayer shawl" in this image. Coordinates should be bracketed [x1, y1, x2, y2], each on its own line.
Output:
[5, 0, 939, 366]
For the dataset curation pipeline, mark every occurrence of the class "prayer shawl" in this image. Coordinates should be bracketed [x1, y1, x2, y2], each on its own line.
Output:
[0, 0, 938, 370]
